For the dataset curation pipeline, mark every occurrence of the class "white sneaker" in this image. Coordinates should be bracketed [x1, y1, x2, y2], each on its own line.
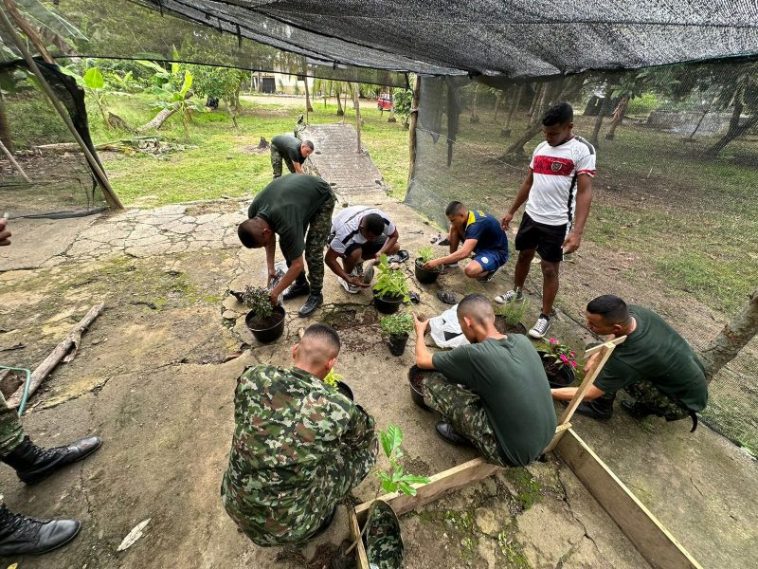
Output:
[336, 276, 359, 294]
[494, 288, 523, 304]
[528, 315, 551, 338]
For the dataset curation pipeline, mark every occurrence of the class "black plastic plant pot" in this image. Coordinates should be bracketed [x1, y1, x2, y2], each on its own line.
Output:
[388, 333, 409, 356]
[408, 365, 431, 411]
[537, 350, 576, 388]
[414, 258, 442, 284]
[494, 316, 528, 335]
[336, 381, 354, 401]
[245, 305, 286, 343]
[373, 293, 403, 314]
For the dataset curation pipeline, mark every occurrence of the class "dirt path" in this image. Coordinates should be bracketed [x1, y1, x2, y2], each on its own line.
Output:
[0, 126, 755, 568]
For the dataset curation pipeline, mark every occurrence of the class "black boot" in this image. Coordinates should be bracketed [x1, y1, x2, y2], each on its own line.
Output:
[0, 505, 80, 556]
[435, 421, 471, 446]
[575, 393, 615, 422]
[620, 400, 655, 420]
[298, 293, 324, 317]
[283, 281, 310, 301]
[2, 436, 102, 485]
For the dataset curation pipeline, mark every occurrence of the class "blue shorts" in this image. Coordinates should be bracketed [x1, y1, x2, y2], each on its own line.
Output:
[473, 249, 508, 272]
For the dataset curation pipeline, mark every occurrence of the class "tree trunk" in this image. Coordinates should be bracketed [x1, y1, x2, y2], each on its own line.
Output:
[590, 84, 614, 147]
[351, 83, 362, 153]
[699, 290, 758, 383]
[303, 75, 313, 112]
[138, 108, 177, 132]
[407, 76, 420, 187]
[502, 79, 563, 157]
[527, 83, 542, 119]
[605, 94, 629, 140]
[470, 83, 480, 123]
[335, 85, 344, 116]
[705, 97, 757, 156]
[0, 90, 12, 152]
[502, 84, 524, 138]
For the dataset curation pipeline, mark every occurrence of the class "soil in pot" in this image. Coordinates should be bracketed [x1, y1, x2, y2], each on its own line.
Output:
[414, 258, 442, 284]
[388, 333, 409, 356]
[494, 316, 527, 335]
[408, 365, 431, 411]
[335, 381, 354, 401]
[245, 306, 286, 343]
[537, 351, 576, 388]
[373, 293, 403, 314]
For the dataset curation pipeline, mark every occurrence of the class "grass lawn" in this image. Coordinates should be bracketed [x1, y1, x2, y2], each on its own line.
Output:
[86, 93, 409, 207]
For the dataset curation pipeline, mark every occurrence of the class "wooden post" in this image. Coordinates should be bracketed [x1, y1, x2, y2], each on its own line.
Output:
[351, 82, 362, 153]
[544, 336, 626, 452]
[348, 507, 370, 569]
[407, 75, 420, 187]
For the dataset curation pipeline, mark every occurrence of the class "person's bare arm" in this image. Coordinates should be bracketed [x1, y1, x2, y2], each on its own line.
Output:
[425, 238, 477, 269]
[551, 384, 604, 401]
[413, 315, 435, 369]
[376, 228, 399, 257]
[501, 170, 533, 230]
[269, 256, 305, 303]
[293, 162, 305, 174]
[265, 238, 277, 285]
[562, 174, 593, 253]
[325, 248, 368, 288]
[0, 217, 11, 246]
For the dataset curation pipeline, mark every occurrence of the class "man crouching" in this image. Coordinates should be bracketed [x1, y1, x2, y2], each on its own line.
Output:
[221, 324, 377, 545]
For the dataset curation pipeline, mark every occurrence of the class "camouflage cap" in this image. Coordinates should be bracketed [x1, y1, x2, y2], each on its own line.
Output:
[364, 499, 404, 569]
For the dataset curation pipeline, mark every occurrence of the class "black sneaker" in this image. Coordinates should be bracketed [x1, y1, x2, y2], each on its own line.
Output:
[283, 282, 310, 301]
[298, 293, 323, 317]
[435, 421, 471, 446]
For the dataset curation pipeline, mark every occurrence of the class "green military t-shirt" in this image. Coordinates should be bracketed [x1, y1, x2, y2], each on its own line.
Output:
[272, 134, 306, 164]
[432, 335, 557, 466]
[595, 306, 707, 411]
[248, 175, 332, 260]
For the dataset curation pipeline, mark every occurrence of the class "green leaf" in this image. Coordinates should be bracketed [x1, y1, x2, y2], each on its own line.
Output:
[397, 481, 417, 496]
[83, 67, 104, 90]
[380, 425, 403, 458]
[179, 71, 193, 97]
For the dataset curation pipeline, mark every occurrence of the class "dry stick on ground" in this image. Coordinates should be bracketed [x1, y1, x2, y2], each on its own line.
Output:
[7, 303, 105, 409]
[0, 139, 31, 182]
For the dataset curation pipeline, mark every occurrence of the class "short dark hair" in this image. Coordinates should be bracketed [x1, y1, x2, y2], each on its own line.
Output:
[302, 140, 315, 151]
[362, 213, 386, 236]
[457, 293, 495, 323]
[587, 295, 629, 324]
[445, 201, 466, 216]
[303, 323, 341, 353]
[542, 102, 573, 127]
[237, 219, 260, 248]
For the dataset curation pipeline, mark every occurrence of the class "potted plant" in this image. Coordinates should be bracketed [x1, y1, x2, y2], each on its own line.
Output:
[407, 365, 432, 411]
[323, 369, 354, 401]
[372, 255, 410, 314]
[494, 297, 529, 335]
[242, 286, 286, 343]
[414, 245, 442, 284]
[537, 337, 577, 388]
[380, 313, 413, 356]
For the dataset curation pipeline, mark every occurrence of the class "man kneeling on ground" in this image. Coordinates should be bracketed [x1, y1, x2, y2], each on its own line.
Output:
[221, 324, 377, 545]
[325, 205, 401, 294]
[423, 201, 509, 282]
[413, 294, 556, 466]
[552, 295, 707, 428]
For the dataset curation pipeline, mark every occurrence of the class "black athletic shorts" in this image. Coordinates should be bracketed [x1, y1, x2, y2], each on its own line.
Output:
[343, 236, 386, 259]
[514, 212, 567, 263]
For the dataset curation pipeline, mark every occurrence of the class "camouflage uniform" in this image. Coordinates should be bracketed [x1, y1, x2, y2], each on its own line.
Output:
[624, 380, 690, 421]
[422, 373, 507, 467]
[221, 364, 377, 546]
[270, 146, 295, 178]
[302, 191, 336, 294]
[0, 392, 24, 458]
[364, 500, 404, 568]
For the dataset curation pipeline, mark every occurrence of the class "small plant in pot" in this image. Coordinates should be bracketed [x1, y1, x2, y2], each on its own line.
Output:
[494, 297, 529, 335]
[242, 285, 286, 343]
[380, 312, 413, 356]
[323, 369, 354, 400]
[372, 255, 410, 314]
[414, 245, 442, 284]
[537, 337, 577, 388]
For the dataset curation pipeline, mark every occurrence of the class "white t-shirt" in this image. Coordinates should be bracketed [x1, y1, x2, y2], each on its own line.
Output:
[525, 136, 596, 226]
[329, 206, 396, 256]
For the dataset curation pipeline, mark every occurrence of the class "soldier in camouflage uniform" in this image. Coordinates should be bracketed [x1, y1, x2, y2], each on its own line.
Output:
[0, 219, 102, 556]
[238, 174, 336, 317]
[270, 134, 314, 178]
[413, 295, 557, 467]
[552, 295, 706, 430]
[221, 324, 377, 545]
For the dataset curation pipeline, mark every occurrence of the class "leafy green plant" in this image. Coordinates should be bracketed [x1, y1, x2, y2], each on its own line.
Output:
[241, 285, 273, 320]
[540, 337, 578, 371]
[380, 313, 413, 336]
[373, 255, 410, 302]
[376, 425, 430, 496]
[416, 245, 436, 264]
[495, 297, 530, 327]
[323, 369, 343, 388]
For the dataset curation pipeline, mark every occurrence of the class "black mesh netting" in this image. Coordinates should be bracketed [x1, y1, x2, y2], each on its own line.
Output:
[0, 59, 107, 218]
[406, 60, 757, 451]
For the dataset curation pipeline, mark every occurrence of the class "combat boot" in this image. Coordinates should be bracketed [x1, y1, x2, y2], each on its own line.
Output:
[575, 393, 615, 422]
[2, 436, 102, 485]
[298, 293, 323, 317]
[0, 505, 80, 556]
[283, 281, 310, 301]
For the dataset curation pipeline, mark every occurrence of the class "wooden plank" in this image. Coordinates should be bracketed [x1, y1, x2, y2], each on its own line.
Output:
[544, 336, 626, 452]
[355, 458, 502, 523]
[556, 429, 703, 569]
[348, 505, 370, 569]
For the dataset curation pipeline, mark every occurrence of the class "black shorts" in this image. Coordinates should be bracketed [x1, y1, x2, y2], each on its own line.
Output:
[343, 237, 386, 259]
[514, 212, 567, 263]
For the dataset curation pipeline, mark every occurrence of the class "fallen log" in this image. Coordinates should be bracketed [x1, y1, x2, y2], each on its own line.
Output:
[7, 303, 104, 409]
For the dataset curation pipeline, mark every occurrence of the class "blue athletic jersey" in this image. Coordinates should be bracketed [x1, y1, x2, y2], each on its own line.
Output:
[463, 211, 509, 254]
